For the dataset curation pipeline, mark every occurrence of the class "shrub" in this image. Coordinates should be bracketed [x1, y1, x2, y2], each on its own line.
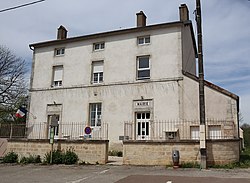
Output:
[20, 155, 41, 164]
[3, 151, 18, 163]
[108, 150, 123, 157]
[64, 149, 78, 165]
[44, 149, 78, 165]
[44, 150, 64, 164]
[117, 151, 123, 157]
[52, 150, 64, 164]
[20, 157, 28, 164]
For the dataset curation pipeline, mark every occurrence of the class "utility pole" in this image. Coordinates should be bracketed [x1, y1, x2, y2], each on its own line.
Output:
[196, 0, 207, 169]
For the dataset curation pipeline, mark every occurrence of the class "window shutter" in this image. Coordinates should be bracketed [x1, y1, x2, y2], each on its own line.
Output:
[54, 66, 63, 81]
[93, 62, 103, 73]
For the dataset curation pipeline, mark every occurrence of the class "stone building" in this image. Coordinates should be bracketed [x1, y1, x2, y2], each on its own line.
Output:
[28, 4, 239, 151]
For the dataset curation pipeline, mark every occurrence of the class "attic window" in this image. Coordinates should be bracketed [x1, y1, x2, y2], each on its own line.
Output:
[55, 48, 65, 56]
[93, 42, 105, 51]
[138, 36, 150, 45]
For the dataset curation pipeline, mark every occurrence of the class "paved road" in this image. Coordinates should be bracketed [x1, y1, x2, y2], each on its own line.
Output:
[0, 164, 250, 183]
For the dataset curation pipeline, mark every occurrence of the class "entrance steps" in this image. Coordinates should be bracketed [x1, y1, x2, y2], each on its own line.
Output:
[107, 156, 123, 165]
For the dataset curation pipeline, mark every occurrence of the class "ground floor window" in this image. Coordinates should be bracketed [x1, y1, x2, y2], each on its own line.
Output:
[190, 126, 199, 140]
[90, 103, 102, 127]
[208, 125, 221, 139]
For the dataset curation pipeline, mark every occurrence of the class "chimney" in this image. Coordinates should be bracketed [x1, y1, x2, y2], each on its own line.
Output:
[136, 11, 147, 27]
[179, 4, 189, 21]
[57, 25, 68, 40]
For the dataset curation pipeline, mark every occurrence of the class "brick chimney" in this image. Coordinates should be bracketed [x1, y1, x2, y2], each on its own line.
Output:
[179, 4, 189, 21]
[57, 25, 67, 40]
[136, 11, 147, 27]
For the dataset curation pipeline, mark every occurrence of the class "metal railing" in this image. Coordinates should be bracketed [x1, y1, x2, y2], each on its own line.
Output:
[0, 123, 26, 138]
[124, 119, 237, 141]
[0, 122, 108, 140]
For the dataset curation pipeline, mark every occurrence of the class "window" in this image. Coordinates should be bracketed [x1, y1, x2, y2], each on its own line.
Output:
[92, 61, 103, 84]
[138, 36, 150, 45]
[55, 48, 65, 56]
[208, 125, 221, 139]
[190, 126, 199, 140]
[52, 66, 63, 87]
[90, 103, 102, 127]
[137, 56, 150, 80]
[93, 42, 105, 51]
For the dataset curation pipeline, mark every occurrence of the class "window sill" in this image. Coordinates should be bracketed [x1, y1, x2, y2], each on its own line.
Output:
[138, 43, 151, 46]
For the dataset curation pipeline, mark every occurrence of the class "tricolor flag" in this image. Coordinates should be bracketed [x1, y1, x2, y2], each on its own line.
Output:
[15, 107, 27, 118]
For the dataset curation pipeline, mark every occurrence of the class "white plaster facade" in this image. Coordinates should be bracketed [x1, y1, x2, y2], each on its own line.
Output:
[28, 6, 239, 150]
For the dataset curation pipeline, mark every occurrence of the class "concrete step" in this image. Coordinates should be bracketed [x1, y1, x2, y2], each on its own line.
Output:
[107, 156, 123, 165]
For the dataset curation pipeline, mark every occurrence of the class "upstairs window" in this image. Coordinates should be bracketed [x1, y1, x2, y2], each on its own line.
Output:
[93, 42, 105, 51]
[52, 66, 63, 87]
[55, 48, 65, 56]
[92, 61, 103, 84]
[138, 36, 150, 45]
[90, 103, 102, 127]
[137, 56, 150, 80]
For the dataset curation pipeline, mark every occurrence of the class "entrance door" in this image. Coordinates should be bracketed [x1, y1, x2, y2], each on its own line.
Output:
[48, 115, 60, 139]
[136, 112, 150, 140]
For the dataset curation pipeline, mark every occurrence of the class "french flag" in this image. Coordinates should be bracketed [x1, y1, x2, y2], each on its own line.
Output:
[15, 107, 27, 118]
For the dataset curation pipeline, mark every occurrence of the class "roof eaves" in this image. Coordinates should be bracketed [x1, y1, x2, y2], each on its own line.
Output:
[29, 21, 184, 48]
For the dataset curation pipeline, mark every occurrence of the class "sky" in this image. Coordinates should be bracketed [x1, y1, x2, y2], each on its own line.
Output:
[0, 0, 250, 124]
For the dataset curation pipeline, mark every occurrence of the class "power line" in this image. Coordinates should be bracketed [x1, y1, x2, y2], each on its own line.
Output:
[0, 0, 45, 13]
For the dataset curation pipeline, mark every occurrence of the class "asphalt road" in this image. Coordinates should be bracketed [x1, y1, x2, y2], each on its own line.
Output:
[0, 164, 250, 183]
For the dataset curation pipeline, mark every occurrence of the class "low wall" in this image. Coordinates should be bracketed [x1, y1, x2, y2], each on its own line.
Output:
[6, 139, 109, 164]
[206, 140, 240, 165]
[123, 139, 240, 166]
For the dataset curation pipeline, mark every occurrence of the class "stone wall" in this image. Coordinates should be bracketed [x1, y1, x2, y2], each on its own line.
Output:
[123, 139, 240, 166]
[6, 139, 109, 164]
[206, 140, 240, 165]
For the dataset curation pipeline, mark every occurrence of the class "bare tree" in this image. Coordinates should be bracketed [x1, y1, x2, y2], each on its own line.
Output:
[0, 46, 27, 121]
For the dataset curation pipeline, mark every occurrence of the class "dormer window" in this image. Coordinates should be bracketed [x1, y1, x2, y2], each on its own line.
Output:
[55, 48, 65, 56]
[138, 36, 150, 45]
[93, 42, 105, 51]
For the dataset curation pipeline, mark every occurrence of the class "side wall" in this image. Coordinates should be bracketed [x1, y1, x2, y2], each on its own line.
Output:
[123, 140, 240, 166]
[6, 139, 108, 164]
[182, 76, 238, 123]
[181, 25, 196, 75]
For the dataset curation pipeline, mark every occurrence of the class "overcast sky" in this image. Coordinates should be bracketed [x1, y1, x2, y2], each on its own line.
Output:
[1, 0, 250, 124]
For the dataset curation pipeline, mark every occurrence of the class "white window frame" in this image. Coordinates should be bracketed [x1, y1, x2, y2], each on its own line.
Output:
[55, 48, 65, 56]
[137, 56, 150, 80]
[93, 42, 105, 51]
[89, 103, 102, 127]
[190, 126, 199, 140]
[52, 65, 63, 87]
[92, 61, 104, 84]
[138, 36, 150, 45]
[136, 112, 150, 140]
[208, 125, 222, 139]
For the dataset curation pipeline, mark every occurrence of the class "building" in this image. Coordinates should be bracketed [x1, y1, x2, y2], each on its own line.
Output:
[28, 4, 239, 151]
